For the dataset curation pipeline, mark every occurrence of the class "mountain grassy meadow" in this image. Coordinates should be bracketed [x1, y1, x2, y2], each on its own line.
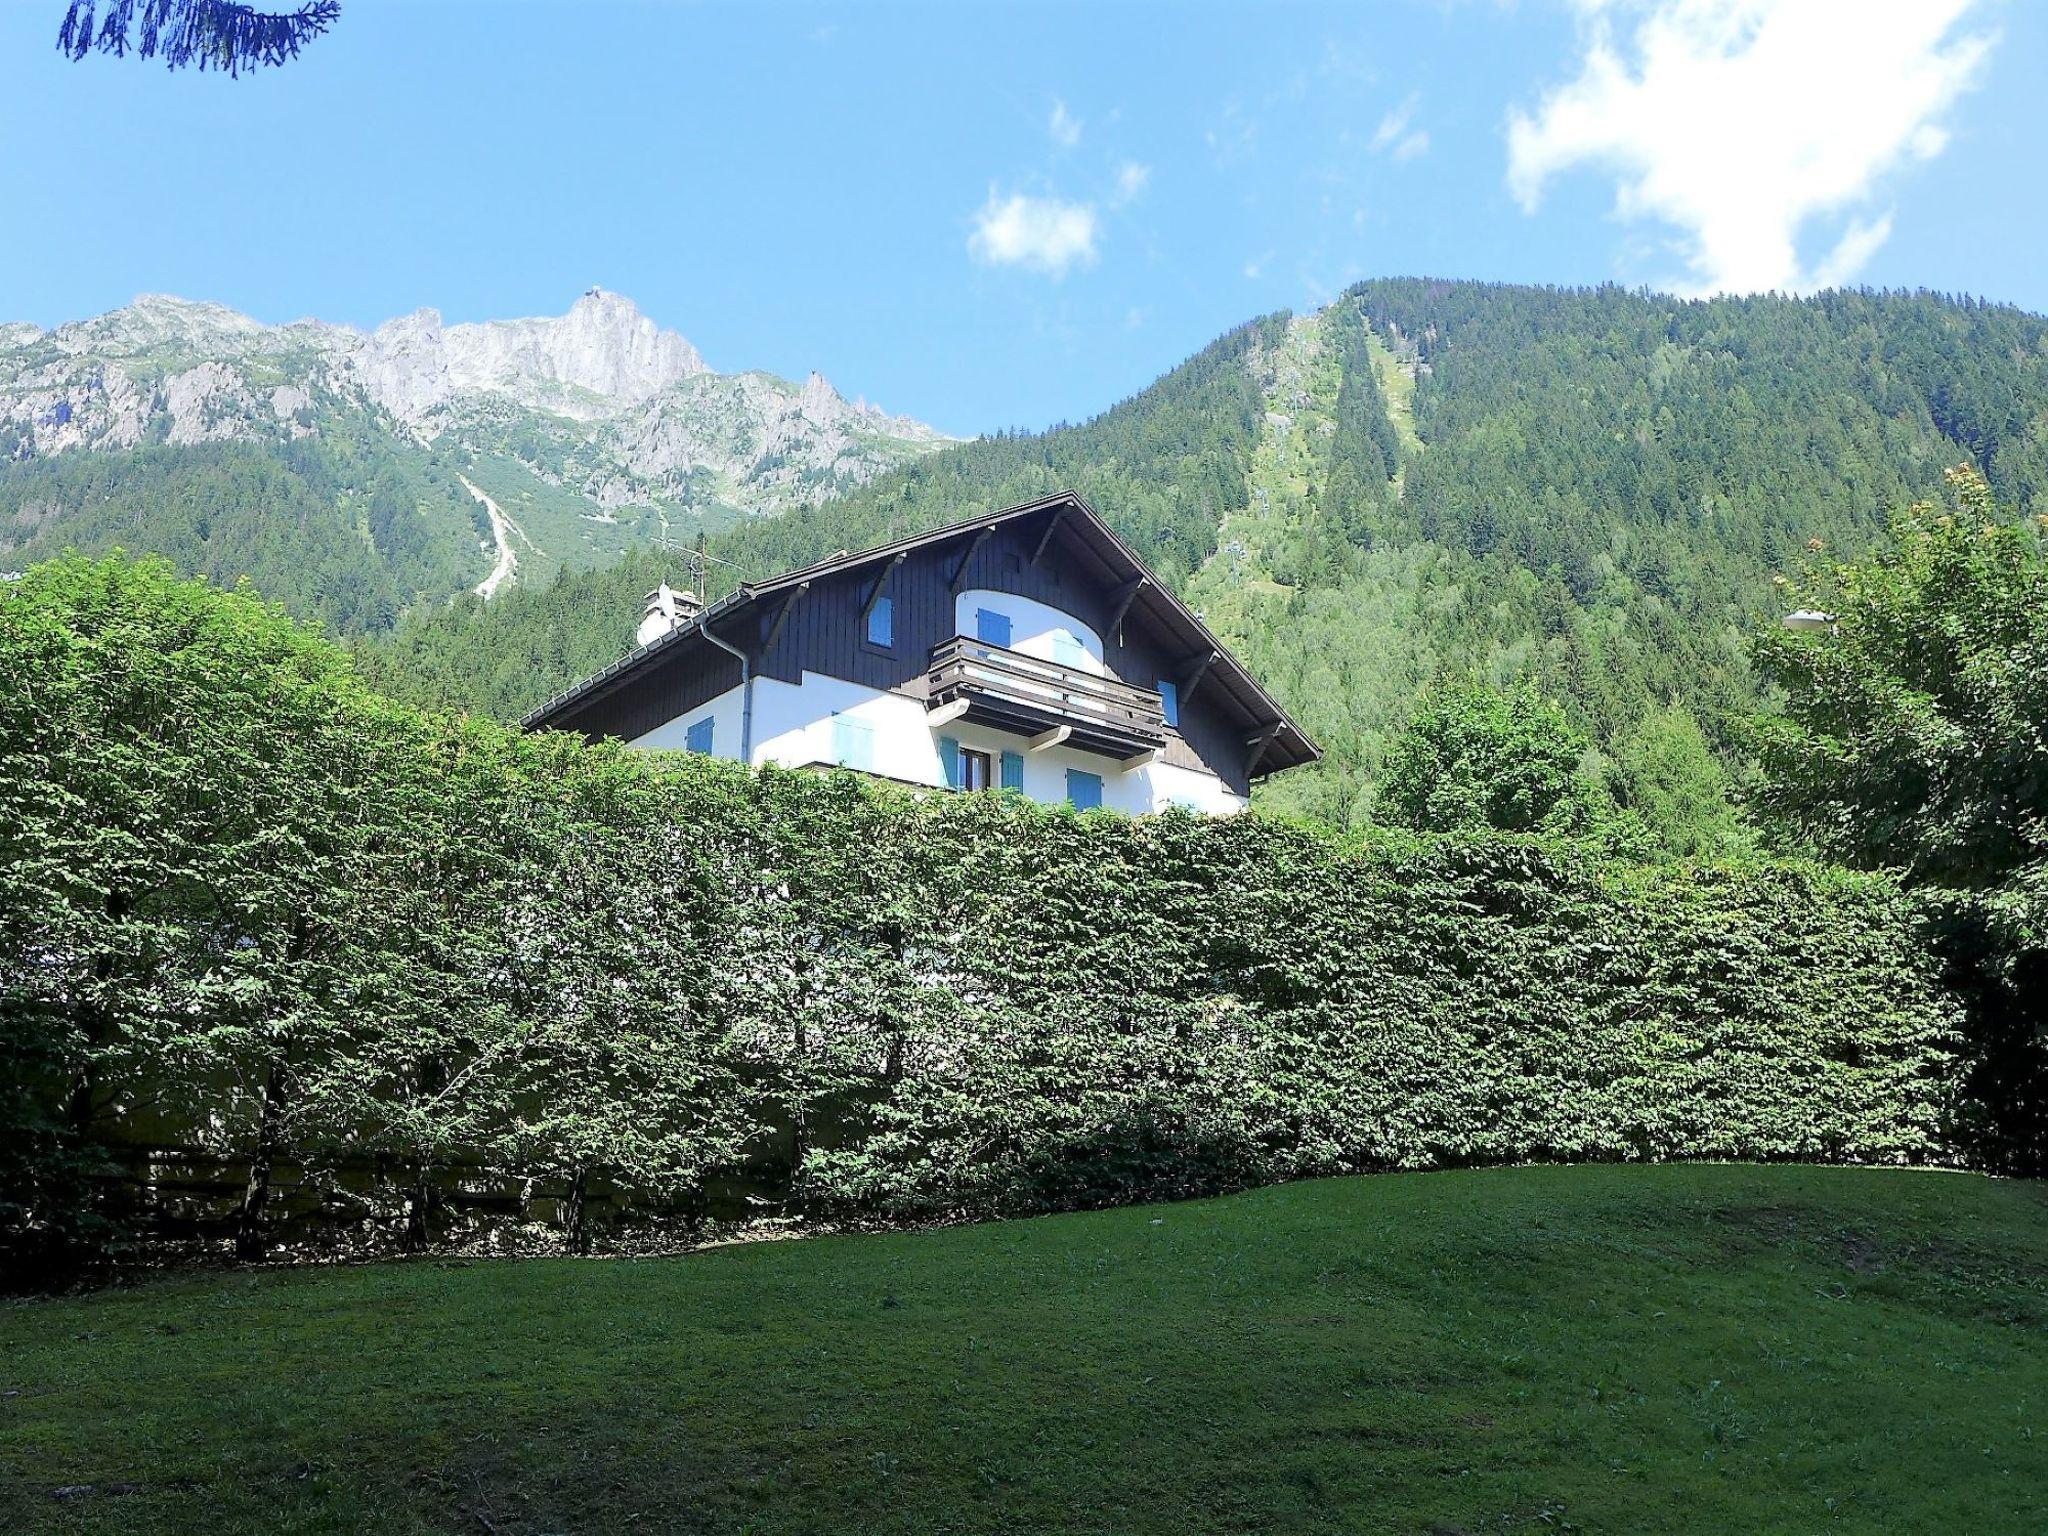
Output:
[5, 1165, 2044, 1535]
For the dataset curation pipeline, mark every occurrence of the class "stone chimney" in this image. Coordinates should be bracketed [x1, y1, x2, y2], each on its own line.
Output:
[636, 582, 702, 648]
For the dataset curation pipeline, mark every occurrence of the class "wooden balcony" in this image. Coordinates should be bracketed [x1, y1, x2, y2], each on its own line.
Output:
[926, 635, 1167, 762]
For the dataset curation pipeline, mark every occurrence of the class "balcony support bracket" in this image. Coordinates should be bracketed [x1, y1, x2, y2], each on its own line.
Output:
[950, 526, 998, 594]
[1106, 576, 1148, 641]
[1244, 722, 1282, 778]
[761, 581, 810, 654]
[860, 554, 907, 624]
[1030, 507, 1067, 566]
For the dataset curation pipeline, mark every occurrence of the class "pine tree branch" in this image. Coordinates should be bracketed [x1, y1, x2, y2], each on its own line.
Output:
[58, 0, 342, 76]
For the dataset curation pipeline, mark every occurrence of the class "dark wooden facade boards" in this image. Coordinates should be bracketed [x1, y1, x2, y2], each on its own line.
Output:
[525, 492, 1318, 798]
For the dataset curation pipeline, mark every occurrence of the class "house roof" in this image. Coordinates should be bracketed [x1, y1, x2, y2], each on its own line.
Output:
[521, 490, 1320, 776]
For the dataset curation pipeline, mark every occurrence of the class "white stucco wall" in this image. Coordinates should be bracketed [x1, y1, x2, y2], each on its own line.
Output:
[939, 717, 1246, 814]
[629, 682, 747, 757]
[627, 670, 1246, 815]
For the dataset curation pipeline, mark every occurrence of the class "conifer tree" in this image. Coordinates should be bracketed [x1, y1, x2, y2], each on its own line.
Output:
[58, 0, 339, 75]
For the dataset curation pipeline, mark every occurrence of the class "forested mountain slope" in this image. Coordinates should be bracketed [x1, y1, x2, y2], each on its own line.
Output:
[347, 280, 2048, 821]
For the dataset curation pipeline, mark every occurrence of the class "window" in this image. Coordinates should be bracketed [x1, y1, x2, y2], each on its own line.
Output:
[1052, 631, 1087, 669]
[959, 749, 992, 792]
[832, 713, 876, 773]
[1066, 769, 1103, 810]
[1158, 678, 1179, 728]
[974, 607, 1012, 648]
[684, 716, 714, 755]
[999, 750, 1025, 792]
[866, 594, 893, 648]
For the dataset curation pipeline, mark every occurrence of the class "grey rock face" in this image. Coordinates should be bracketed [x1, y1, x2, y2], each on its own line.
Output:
[0, 291, 952, 526]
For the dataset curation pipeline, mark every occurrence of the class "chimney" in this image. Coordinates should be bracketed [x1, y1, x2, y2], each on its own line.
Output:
[636, 582, 702, 648]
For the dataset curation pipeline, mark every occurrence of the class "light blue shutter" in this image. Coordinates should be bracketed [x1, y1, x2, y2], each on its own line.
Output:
[833, 714, 875, 772]
[939, 734, 962, 788]
[974, 608, 1012, 647]
[1066, 769, 1103, 810]
[685, 717, 714, 755]
[866, 595, 893, 647]
[999, 750, 1025, 791]
[1158, 678, 1179, 727]
[1052, 631, 1086, 668]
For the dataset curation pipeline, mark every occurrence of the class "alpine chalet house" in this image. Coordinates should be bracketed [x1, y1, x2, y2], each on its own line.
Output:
[522, 492, 1317, 813]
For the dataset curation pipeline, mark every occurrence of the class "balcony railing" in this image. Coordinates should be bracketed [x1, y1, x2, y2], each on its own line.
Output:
[927, 635, 1167, 761]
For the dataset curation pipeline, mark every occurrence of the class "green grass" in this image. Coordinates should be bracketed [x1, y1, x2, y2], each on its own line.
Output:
[4, 1165, 2045, 1534]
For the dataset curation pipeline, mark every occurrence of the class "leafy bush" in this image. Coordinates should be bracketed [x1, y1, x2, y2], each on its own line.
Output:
[0, 556, 1972, 1279]
[1752, 465, 2048, 1173]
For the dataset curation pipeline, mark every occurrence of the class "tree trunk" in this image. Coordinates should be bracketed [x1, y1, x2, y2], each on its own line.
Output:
[402, 1167, 436, 1254]
[564, 1165, 590, 1255]
[64, 890, 131, 1137]
[402, 1055, 448, 1253]
[234, 1055, 289, 1263]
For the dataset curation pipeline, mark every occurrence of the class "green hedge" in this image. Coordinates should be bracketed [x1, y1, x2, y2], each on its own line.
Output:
[804, 813, 1960, 1218]
[0, 557, 1966, 1279]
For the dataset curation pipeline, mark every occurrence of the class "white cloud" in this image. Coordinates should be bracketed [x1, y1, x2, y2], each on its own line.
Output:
[968, 190, 1100, 278]
[1370, 91, 1431, 163]
[1049, 99, 1082, 148]
[1111, 160, 1151, 207]
[1371, 92, 1419, 152]
[1506, 0, 1995, 295]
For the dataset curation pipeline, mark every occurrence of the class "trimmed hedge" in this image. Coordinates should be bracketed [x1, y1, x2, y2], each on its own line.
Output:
[0, 558, 1968, 1278]
[802, 810, 1960, 1218]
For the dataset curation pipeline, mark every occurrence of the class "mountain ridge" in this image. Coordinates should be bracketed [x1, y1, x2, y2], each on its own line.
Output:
[0, 288, 954, 626]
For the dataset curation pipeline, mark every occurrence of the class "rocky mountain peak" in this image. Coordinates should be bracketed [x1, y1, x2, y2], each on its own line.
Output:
[49, 293, 271, 359]
[432, 289, 708, 418]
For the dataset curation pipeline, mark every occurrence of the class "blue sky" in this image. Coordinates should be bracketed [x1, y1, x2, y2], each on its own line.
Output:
[2, 1, 2042, 436]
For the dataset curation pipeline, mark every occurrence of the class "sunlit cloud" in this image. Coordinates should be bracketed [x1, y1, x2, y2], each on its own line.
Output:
[1506, 0, 1995, 294]
[968, 189, 1100, 278]
[1370, 92, 1429, 161]
[1049, 99, 1083, 148]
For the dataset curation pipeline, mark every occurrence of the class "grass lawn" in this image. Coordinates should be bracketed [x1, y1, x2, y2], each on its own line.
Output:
[3, 1163, 2045, 1534]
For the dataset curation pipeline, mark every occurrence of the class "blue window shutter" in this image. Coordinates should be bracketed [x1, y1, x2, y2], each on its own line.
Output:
[939, 734, 962, 788]
[1066, 769, 1103, 810]
[999, 750, 1025, 791]
[1052, 632, 1086, 669]
[1158, 678, 1179, 727]
[685, 716, 714, 754]
[866, 595, 893, 647]
[833, 714, 875, 773]
[975, 608, 1012, 647]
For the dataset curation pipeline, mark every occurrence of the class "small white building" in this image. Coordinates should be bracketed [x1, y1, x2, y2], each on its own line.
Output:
[524, 492, 1318, 812]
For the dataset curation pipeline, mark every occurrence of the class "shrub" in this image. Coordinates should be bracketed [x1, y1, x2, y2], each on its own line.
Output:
[0, 556, 1971, 1276]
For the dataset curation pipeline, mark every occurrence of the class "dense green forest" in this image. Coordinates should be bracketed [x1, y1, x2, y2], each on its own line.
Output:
[0, 427, 487, 635]
[355, 280, 2048, 826]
